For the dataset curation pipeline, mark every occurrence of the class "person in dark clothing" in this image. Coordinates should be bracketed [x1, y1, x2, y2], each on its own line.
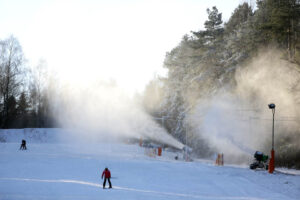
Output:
[19, 139, 27, 150]
[101, 168, 112, 189]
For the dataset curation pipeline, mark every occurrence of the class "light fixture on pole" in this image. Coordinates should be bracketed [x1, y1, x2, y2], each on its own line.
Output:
[268, 103, 275, 173]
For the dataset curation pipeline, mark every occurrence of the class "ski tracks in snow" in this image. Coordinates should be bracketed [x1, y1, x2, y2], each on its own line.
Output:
[0, 177, 267, 200]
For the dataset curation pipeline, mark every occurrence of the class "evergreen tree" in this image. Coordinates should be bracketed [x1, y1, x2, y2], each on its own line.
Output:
[6, 95, 17, 128]
[17, 92, 28, 115]
[17, 92, 29, 127]
[223, 3, 258, 67]
[192, 6, 224, 65]
[255, 0, 300, 61]
[225, 3, 253, 32]
[202, 6, 223, 38]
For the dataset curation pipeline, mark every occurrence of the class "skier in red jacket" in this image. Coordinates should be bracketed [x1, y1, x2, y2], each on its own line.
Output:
[101, 168, 112, 189]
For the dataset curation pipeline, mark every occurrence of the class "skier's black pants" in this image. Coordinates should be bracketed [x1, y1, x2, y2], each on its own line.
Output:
[103, 178, 112, 188]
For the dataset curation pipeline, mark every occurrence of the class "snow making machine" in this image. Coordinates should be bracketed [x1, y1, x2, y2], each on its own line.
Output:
[250, 151, 269, 170]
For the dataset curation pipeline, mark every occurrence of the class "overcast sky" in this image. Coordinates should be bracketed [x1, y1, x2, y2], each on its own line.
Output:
[0, 0, 245, 94]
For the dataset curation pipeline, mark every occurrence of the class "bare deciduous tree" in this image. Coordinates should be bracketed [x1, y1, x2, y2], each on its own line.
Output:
[29, 59, 48, 127]
[0, 35, 25, 127]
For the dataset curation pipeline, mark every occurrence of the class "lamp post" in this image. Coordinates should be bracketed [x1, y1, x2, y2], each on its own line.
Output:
[268, 103, 275, 173]
[185, 123, 188, 161]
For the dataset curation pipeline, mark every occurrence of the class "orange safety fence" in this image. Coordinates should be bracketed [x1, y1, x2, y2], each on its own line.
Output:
[215, 153, 224, 166]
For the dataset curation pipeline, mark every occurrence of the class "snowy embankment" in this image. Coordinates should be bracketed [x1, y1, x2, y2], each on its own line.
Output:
[0, 129, 300, 200]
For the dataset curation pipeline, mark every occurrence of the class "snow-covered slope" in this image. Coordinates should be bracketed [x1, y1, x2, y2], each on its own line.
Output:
[0, 129, 299, 200]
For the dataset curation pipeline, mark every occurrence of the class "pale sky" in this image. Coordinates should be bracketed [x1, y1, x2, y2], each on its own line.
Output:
[0, 0, 244, 95]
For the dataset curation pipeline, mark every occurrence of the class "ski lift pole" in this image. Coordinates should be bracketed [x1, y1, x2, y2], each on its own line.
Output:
[185, 123, 188, 161]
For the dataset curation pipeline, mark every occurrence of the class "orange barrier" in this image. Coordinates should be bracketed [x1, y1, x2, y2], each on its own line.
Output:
[157, 147, 162, 156]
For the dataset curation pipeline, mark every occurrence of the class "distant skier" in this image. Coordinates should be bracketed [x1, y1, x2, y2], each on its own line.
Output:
[19, 139, 27, 150]
[101, 167, 112, 189]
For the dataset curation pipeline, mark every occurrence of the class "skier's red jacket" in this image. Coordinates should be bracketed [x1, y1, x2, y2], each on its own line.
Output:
[102, 169, 111, 179]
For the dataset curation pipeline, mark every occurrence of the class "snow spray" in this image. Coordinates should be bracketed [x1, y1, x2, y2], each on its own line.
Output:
[55, 81, 184, 149]
[190, 50, 300, 164]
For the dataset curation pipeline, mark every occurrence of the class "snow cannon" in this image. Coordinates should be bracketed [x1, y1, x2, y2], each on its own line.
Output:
[250, 151, 269, 170]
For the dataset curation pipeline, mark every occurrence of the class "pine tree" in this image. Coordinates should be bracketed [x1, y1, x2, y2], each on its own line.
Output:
[17, 92, 28, 115]
[204, 6, 224, 38]
[6, 95, 17, 128]
[225, 3, 253, 33]
[17, 92, 29, 127]
[192, 6, 224, 65]
[255, 0, 300, 61]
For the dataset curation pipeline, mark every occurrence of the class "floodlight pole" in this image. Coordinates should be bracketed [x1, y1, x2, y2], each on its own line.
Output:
[268, 104, 275, 174]
[272, 108, 275, 151]
[185, 124, 188, 161]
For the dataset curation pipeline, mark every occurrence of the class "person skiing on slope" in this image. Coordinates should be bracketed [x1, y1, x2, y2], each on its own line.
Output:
[19, 139, 27, 150]
[102, 167, 112, 189]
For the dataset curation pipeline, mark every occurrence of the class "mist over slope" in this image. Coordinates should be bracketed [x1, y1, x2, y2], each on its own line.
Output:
[189, 51, 300, 163]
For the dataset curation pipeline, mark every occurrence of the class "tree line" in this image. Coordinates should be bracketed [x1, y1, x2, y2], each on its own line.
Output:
[143, 0, 300, 167]
[0, 36, 56, 128]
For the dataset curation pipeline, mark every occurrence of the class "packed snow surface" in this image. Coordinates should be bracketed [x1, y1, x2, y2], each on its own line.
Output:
[0, 129, 300, 200]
